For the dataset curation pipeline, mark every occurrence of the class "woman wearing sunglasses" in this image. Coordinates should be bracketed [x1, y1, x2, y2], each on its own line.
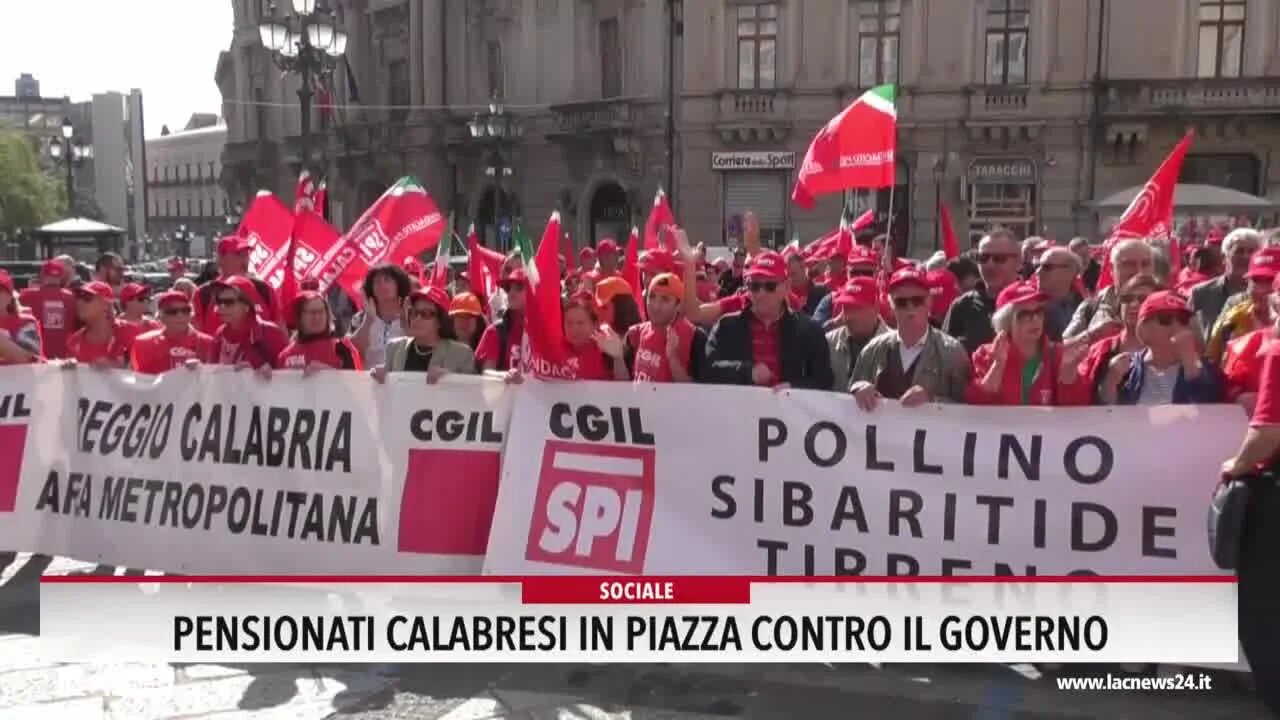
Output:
[1078, 274, 1160, 402]
[372, 286, 476, 384]
[1098, 290, 1221, 405]
[964, 281, 1090, 406]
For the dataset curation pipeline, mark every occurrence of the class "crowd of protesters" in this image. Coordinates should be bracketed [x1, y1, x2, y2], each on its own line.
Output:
[4, 217, 1280, 427]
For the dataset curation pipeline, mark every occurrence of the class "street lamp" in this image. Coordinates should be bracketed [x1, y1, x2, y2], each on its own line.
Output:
[173, 224, 189, 259]
[467, 93, 524, 250]
[48, 117, 93, 216]
[258, 0, 347, 175]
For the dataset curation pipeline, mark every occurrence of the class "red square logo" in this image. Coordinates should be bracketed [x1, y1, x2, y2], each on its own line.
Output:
[0, 423, 28, 513]
[524, 440, 656, 574]
[397, 448, 501, 555]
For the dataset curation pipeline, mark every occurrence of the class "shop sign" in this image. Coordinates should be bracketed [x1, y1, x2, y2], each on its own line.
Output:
[967, 158, 1037, 185]
[712, 151, 796, 171]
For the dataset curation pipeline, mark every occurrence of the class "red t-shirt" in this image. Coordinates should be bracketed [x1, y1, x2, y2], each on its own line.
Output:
[625, 319, 696, 383]
[748, 313, 783, 386]
[67, 321, 140, 367]
[714, 292, 750, 316]
[0, 313, 42, 363]
[124, 316, 162, 334]
[475, 314, 525, 369]
[130, 328, 216, 374]
[212, 320, 290, 369]
[1250, 342, 1280, 427]
[566, 341, 612, 381]
[277, 337, 363, 370]
[19, 286, 76, 359]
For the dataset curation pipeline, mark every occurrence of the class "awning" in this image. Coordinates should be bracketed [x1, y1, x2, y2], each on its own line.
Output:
[33, 217, 125, 236]
[1090, 183, 1278, 212]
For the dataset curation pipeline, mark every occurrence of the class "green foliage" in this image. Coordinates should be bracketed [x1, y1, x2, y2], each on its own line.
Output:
[0, 128, 63, 237]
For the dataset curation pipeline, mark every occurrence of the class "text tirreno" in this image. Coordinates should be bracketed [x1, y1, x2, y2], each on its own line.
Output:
[34, 471, 379, 545]
[706, 418, 1179, 575]
[75, 398, 353, 473]
[170, 613, 1108, 654]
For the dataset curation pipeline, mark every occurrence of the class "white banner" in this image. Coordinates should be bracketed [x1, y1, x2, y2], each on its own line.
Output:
[484, 382, 1245, 578]
[0, 365, 512, 574]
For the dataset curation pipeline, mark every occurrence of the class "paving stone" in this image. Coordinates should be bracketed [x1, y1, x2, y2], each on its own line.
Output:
[103, 669, 389, 720]
[0, 635, 56, 673]
[0, 696, 109, 720]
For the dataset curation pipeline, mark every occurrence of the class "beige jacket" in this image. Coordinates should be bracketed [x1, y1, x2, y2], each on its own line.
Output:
[826, 321, 888, 392]
[849, 327, 971, 401]
[382, 337, 477, 374]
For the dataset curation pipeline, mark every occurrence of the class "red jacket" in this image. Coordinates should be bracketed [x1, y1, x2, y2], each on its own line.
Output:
[211, 319, 289, 369]
[1222, 327, 1274, 401]
[965, 339, 1091, 406]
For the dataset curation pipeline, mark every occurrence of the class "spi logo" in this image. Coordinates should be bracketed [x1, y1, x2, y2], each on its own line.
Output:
[351, 220, 390, 264]
[525, 439, 656, 574]
[0, 392, 32, 513]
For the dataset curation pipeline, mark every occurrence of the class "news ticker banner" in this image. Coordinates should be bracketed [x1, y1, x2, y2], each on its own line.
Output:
[0, 365, 510, 574]
[37, 576, 1237, 664]
[485, 381, 1243, 578]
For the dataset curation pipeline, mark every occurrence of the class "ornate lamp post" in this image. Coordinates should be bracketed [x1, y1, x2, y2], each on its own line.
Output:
[48, 117, 93, 215]
[467, 93, 524, 250]
[258, 0, 347, 174]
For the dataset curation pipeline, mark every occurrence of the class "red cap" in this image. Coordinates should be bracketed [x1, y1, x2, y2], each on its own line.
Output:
[847, 245, 878, 269]
[996, 281, 1048, 310]
[833, 277, 879, 309]
[579, 246, 596, 262]
[595, 238, 620, 255]
[743, 251, 787, 281]
[77, 281, 115, 300]
[639, 248, 682, 275]
[1206, 228, 1226, 246]
[887, 268, 929, 293]
[1245, 247, 1280, 281]
[1138, 290, 1192, 322]
[155, 290, 190, 310]
[409, 285, 451, 311]
[500, 268, 528, 288]
[168, 257, 186, 272]
[120, 282, 151, 304]
[40, 259, 67, 280]
[926, 269, 960, 318]
[212, 275, 263, 309]
[217, 235, 252, 255]
[0, 270, 14, 293]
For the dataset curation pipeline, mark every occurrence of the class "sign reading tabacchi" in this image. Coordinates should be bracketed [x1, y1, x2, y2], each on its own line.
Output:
[712, 152, 797, 171]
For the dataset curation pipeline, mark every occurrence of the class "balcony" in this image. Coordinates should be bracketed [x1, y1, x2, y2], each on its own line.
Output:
[713, 89, 792, 144]
[547, 99, 641, 139]
[968, 86, 1031, 116]
[1104, 77, 1280, 117]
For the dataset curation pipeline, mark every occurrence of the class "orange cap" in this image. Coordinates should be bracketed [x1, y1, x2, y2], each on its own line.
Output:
[647, 272, 684, 301]
[449, 292, 484, 317]
[594, 276, 633, 306]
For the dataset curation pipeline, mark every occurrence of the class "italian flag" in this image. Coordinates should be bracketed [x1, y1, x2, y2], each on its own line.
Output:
[792, 84, 897, 209]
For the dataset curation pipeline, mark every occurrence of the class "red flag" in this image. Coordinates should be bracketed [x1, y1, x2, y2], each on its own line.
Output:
[801, 209, 876, 261]
[523, 212, 569, 371]
[644, 188, 676, 250]
[622, 226, 646, 320]
[792, 85, 897, 209]
[239, 191, 295, 285]
[939, 201, 960, 259]
[466, 226, 504, 314]
[287, 209, 347, 299]
[315, 177, 446, 300]
[314, 181, 328, 218]
[293, 171, 316, 214]
[1097, 130, 1194, 290]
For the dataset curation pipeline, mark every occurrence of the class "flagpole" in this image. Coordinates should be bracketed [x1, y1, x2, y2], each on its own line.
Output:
[883, 183, 897, 263]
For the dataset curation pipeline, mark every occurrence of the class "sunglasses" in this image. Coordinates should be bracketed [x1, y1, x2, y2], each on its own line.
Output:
[409, 308, 438, 320]
[848, 268, 877, 277]
[161, 306, 192, 316]
[215, 296, 241, 307]
[892, 295, 928, 309]
[1016, 307, 1045, 321]
[747, 281, 778, 293]
[978, 253, 1016, 264]
[1153, 311, 1189, 327]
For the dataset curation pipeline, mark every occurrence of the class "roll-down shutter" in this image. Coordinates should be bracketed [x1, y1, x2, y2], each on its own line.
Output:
[723, 173, 786, 229]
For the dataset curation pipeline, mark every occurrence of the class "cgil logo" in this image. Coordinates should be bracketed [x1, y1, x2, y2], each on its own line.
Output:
[525, 439, 656, 574]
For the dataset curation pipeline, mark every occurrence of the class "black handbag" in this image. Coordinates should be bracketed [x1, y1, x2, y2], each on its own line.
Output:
[1208, 475, 1255, 570]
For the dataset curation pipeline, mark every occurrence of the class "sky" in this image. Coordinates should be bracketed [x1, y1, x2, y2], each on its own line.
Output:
[1, 0, 232, 138]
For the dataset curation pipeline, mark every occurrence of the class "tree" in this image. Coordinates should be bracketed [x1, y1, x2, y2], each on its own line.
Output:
[0, 128, 63, 238]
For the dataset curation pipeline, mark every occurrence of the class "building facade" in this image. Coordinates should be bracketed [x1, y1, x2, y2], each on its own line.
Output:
[219, 0, 1280, 257]
[77, 90, 149, 249]
[146, 121, 230, 254]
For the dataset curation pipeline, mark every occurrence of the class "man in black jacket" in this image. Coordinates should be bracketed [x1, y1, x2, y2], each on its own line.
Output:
[703, 250, 833, 390]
